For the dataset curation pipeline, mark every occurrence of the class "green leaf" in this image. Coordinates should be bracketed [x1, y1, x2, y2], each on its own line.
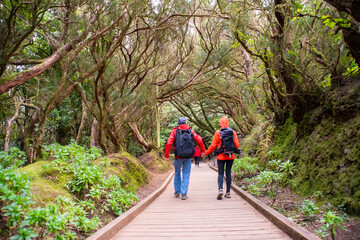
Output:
[323, 19, 336, 29]
[232, 42, 240, 48]
[287, 50, 296, 57]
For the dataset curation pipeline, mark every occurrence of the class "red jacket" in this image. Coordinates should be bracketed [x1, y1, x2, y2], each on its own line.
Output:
[193, 146, 201, 157]
[165, 124, 206, 158]
[205, 116, 240, 160]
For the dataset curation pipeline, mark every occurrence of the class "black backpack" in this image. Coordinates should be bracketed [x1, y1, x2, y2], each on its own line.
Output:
[215, 127, 240, 155]
[175, 128, 195, 158]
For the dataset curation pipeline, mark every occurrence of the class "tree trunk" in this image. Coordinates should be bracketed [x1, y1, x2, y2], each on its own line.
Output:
[128, 122, 155, 149]
[242, 49, 253, 77]
[90, 119, 98, 148]
[322, 0, 360, 66]
[156, 85, 161, 148]
[342, 26, 360, 67]
[0, 43, 72, 94]
[323, 0, 360, 22]
[4, 97, 21, 152]
[76, 99, 88, 144]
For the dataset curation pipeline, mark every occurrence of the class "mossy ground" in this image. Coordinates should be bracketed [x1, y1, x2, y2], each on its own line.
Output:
[100, 151, 151, 192]
[138, 150, 172, 173]
[20, 161, 72, 206]
[20, 151, 160, 206]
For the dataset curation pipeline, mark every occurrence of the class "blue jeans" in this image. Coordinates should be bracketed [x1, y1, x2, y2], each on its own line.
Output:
[174, 158, 192, 195]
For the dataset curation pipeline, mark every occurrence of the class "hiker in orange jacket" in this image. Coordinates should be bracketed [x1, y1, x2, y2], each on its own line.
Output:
[205, 116, 240, 200]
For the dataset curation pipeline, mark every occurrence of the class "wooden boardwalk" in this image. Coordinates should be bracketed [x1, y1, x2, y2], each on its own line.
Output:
[110, 163, 292, 240]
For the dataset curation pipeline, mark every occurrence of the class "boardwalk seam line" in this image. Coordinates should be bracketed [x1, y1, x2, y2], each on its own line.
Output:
[86, 171, 174, 240]
[209, 164, 321, 240]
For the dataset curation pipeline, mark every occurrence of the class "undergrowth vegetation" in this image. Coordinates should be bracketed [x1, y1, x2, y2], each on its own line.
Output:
[232, 148, 349, 239]
[0, 142, 139, 239]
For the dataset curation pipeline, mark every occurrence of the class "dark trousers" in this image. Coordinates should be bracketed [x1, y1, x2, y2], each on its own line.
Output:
[194, 157, 200, 166]
[217, 159, 234, 193]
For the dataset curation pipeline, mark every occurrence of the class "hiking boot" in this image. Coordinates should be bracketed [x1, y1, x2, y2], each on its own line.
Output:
[174, 191, 180, 197]
[181, 194, 187, 200]
[217, 189, 223, 200]
[224, 192, 231, 198]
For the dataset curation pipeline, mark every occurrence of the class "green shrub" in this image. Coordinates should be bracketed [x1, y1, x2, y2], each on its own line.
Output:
[67, 165, 104, 194]
[279, 160, 296, 178]
[0, 148, 27, 168]
[22, 196, 100, 239]
[232, 156, 259, 178]
[321, 211, 347, 240]
[266, 146, 282, 160]
[85, 174, 137, 216]
[248, 170, 284, 205]
[0, 166, 34, 231]
[1, 142, 141, 239]
[42, 141, 103, 175]
[267, 159, 282, 172]
[301, 200, 319, 220]
[105, 189, 137, 216]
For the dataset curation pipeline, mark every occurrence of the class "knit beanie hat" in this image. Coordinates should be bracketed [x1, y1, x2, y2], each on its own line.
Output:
[178, 117, 186, 125]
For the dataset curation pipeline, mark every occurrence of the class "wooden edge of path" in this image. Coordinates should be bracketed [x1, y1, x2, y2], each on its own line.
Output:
[86, 172, 174, 240]
[209, 164, 321, 240]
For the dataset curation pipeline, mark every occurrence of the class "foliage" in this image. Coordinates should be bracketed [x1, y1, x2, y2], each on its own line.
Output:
[301, 200, 319, 220]
[67, 165, 104, 194]
[267, 159, 282, 172]
[18, 196, 100, 239]
[0, 142, 141, 239]
[232, 156, 259, 178]
[0, 166, 34, 235]
[41, 142, 138, 214]
[42, 141, 103, 175]
[266, 146, 282, 161]
[86, 175, 137, 216]
[0, 148, 27, 168]
[279, 160, 297, 185]
[321, 211, 347, 240]
[244, 170, 284, 205]
[1, 0, 360, 237]
[234, 149, 298, 206]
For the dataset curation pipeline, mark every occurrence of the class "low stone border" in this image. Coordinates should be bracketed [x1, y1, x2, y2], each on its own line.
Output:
[209, 164, 320, 240]
[87, 172, 174, 240]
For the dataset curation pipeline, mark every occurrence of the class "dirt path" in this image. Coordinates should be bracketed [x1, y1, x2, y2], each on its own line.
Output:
[136, 169, 173, 202]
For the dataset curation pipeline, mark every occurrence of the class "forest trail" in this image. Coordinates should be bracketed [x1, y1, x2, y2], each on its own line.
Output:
[110, 163, 292, 240]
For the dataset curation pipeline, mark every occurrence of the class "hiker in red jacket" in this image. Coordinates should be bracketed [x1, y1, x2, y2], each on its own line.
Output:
[165, 117, 206, 200]
[193, 146, 202, 166]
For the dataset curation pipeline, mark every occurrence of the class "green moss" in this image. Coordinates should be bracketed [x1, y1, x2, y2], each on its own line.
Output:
[240, 124, 267, 157]
[273, 118, 297, 154]
[143, 150, 172, 173]
[20, 161, 72, 206]
[287, 114, 360, 213]
[101, 152, 150, 192]
[241, 105, 360, 214]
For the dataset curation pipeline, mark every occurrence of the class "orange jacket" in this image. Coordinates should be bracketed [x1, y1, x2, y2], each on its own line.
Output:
[205, 117, 240, 160]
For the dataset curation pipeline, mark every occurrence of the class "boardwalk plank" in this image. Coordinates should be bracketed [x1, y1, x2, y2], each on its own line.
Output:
[111, 164, 292, 240]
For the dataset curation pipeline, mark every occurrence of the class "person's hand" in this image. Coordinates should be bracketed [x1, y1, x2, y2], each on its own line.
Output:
[201, 152, 206, 157]
[165, 157, 169, 161]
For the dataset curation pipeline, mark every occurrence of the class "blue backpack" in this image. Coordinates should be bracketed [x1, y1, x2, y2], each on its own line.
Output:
[175, 128, 195, 158]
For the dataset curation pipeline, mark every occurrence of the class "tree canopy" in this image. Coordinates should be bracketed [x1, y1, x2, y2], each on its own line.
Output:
[0, 0, 359, 161]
